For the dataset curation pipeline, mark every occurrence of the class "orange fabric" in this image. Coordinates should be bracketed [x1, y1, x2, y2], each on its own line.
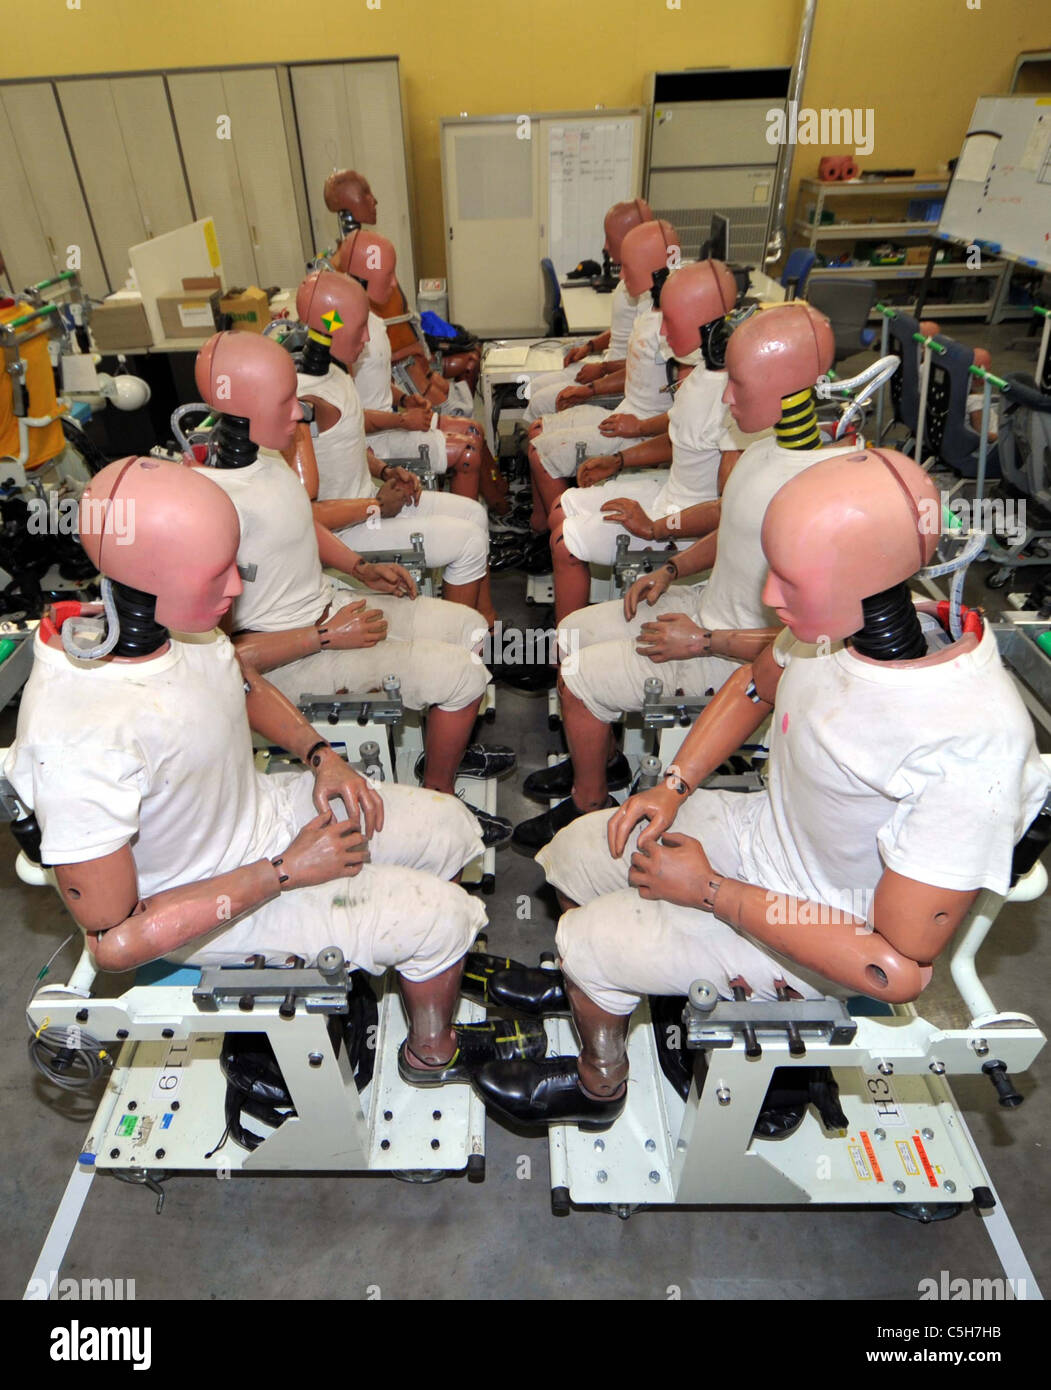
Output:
[0, 301, 65, 468]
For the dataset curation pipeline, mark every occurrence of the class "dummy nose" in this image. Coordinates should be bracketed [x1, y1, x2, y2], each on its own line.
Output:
[761, 571, 783, 608]
[224, 564, 244, 599]
[722, 379, 736, 406]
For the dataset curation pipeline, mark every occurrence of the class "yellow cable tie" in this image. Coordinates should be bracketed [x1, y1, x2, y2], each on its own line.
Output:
[35, 1016, 51, 1039]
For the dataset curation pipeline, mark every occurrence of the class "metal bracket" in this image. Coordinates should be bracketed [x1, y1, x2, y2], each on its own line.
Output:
[356, 532, 428, 584]
[684, 984, 858, 1050]
[378, 445, 436, 491]
[193, 947, 350, 1016]
[641, 675, 706, 729]
[613, 533, 681, 592]
[298, 677, 404, 728]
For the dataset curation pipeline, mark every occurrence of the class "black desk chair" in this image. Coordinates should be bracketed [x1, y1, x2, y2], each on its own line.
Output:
[805, 277, 878, 364]
[541, 258, 568, 337]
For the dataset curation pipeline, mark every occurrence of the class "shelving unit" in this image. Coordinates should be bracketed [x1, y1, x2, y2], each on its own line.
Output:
[791, 176, 1012, 321]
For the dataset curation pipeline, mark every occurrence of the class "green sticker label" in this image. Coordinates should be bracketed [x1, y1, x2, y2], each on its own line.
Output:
[117, 1115, 138, 1136]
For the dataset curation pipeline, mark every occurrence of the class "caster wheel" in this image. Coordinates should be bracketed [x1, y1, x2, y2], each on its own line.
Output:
[525, 595, 535, 606]
[539, 950, 556, 966]
[392, 1169, 447, 1184]
[890, 1201, 962, 1223]
[484, 706, 496, 722]
[467, 1154, 485, 1183]
[481, 874, 496, 895]
[608, 1203, 639, 1221]
[552, 1186, 571, 1216]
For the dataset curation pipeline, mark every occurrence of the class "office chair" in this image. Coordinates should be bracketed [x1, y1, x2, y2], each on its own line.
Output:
[780, 248, 817, 300]
[541, 258, 568, 336]
[804, 277, 878, 364]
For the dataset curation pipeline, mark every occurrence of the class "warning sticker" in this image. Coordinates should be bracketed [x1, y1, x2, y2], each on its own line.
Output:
[116, 1114, 138, 1137]
[848, 1144, 872, 1180]
[859, 1130, 885, 1183]
[896, 1140, 920, 1176]
[912, 1132, 939, 1189]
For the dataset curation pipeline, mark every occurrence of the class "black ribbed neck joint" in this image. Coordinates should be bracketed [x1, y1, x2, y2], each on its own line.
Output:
[850, 582, 926, 662]
[650, 265, 669, 309]
[111, 581, 168, 658]
[212, 413, 258, 470]
[300, 334, 331, 377]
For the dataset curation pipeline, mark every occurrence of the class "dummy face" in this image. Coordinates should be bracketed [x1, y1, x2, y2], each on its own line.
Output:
[761, 520, 862, 644]
[350, 177, 378, 225]
[160, 551, 242, 632]
[619, 221, 679, 298]
[659, 288, 702, 359]
[248, 353, 302, 452]
[723, 362, 774, 434]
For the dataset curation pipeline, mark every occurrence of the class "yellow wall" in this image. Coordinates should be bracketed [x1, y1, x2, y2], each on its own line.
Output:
[1, 0, 1045, 277]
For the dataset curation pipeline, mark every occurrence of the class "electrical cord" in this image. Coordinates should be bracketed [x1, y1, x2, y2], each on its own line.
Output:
[25, 933, 113, 1091]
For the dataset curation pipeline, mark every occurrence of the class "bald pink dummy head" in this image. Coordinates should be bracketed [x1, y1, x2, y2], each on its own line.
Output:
[296, 270, 371, 368]
[660, 260, 738, 358]
[333, 228, 398, 306]
[195, 332, 302, 452]
[323, 168, 377, 224]
[723, 303, 835, 432]
[619, 219, 680, 297]
[80, 457, 242, 632]
[761, 447, 940, 643]
[603, 198, 654, 261]
[972, 346, 992, 372]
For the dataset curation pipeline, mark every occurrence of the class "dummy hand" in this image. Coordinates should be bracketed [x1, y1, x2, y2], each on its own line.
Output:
[356, 560, 418, 599]
[375, 479, 409, 517]
[628, 833, 713, 908]
[424, 374, 450, 404]
[272, 811, 371, 890]
[623, 565, 673, 620]
[311, 749, 385, 838]
[399, 407, 433, 432]
[564, 343, 592, 367]
[600, 497, 654, 539]
[384, 466, 422, 504]
[575, 362, 607, 385]
[556, 384, 594, 410]
[401, 392, 429, 410]
[635, 613, 711, 663]
[577, 455, 621, 488]
[323, 599, 387, 650]
[607, 783, 684, 858]
[598, 413, 642, 438]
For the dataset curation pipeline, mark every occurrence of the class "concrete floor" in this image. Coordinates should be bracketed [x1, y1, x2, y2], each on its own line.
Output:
[1, 318, 1049, 1302]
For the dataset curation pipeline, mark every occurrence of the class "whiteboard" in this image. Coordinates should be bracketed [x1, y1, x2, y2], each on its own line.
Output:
[545, 119, 638, 277]
[938, 95, 1051, 272]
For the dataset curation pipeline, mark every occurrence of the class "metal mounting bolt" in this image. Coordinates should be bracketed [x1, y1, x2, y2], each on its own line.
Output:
[593, 1138, 605, 1152]
[648, 1171, 660, 1184]
[127, 1101, 137, 1112]
[644, 1138, 656, 1152]
[383, 1110, 393, 1122]
[308, 1052, 323, 1068]
[716, 1086, 731, 1106]
[921, 1128, 934, 1141]
[893, 1179, 906, 1194]
[873, 1128, 886, 1141]
[596, 1170, 608, 1184]
[943, 1180, 956, 1194]
[971, 1038, 989, 1057]
[929, 1060, 946, 1075]
[155, 1149, 165, 1160]
[877, 1061, 893, 1076]
[109, 1148, 120, 1159]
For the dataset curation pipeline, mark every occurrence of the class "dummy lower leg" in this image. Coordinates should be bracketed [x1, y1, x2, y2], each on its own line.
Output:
[528, 443, 569, 525]
[421, 698, 483, 793]
[400, 960, 463, 1065]
[551, 525, 591, 625]
[566, 979, 629, 1096]
[561, 677, 616, 809]
[476, 573, 496, 628]
[441, 577, 483, 612]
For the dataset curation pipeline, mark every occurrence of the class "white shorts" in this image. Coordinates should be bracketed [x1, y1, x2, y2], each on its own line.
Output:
[533, 403, 639, 480]
[523, 360, 602, 422]
[560, 475, 667, 565]
[336, 491, 489, 586]
[180, 777, 486, 978]
[442, 380, 475, 417]
[538, 793, 840, 1013]
[266, 592, 490, 712]
[367, 427, 449, 474]
[558, 589, 739, 723]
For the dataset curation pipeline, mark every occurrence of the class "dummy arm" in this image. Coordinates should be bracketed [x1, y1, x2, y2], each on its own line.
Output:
[314, 520, 417, 598]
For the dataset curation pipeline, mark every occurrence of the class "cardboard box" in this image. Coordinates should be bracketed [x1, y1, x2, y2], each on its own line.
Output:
[156, 289, 221, 340]
[90, 294, 152, 351]
[220, 285, 270, 332]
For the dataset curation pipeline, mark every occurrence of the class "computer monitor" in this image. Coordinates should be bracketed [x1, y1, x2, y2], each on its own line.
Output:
[706, 213, 730, 263]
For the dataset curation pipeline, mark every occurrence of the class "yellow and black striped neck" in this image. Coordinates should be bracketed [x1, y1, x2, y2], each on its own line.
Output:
[775, 387, 821, 450]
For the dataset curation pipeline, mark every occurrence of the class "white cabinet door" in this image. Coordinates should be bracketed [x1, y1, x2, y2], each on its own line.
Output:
[167, 71, 256, 287]
[442, 120, 541, 336]
[57, 76, 192, 291]
[0, 97, 53, 293]
[0, 83, 108, 297]
[291, 59, 416, 301]
[169, 68, 308, 289]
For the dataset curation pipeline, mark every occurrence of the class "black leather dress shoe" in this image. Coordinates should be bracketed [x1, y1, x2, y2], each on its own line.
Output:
[512, 795, 616, 852]
[398, 1018, 547, 1088]
[488, 660, 557, 694]
[523, 752, 632, 800]
[460, 950, 569, 1014]
[474, 1057, 626, 1128]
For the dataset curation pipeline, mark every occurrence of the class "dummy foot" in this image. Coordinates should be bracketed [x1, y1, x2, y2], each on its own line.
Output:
[399, 1019, 547, 1088]
[460, 950, 569, 1014]
[523, 752, 631, 800]
[512, 794, 617, 852]
[474, 1057, 626, 1129]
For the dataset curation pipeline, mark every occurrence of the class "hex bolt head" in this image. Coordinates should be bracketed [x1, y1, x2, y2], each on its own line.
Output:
[171, 1101, 180, 1111]
[383, 1110, 393, 1122]
[873, 1128, 886, 1141]
[877, 1061, 893, 1076]
[593, 1138, 605, 1152]
[596, 1170, 608, 1183]
[127, 1101, 137, 1111]
[893, 1179, 906, 1194]
[109, 1148, 120, 1159]
[430, 1139, 440, 1151]
[75, 1008, 89, 1023]
[308, 1052, 323, 1068]
[161, 1028, 174, 1039]
[648, 1171, 660, 1184]
[716, 1086, 731, 1106]
[971, 1038, 990, 1057]
[432, 1110, 442, 1121]
[943, 1180, 956, 1194]
[645, 1138, 656, 1152]
[155, 1149, 165, 1160]
[380, 1139, 390, 1151]
[921, 1128, 934, 1141]
[929, 1061, 946, 1075]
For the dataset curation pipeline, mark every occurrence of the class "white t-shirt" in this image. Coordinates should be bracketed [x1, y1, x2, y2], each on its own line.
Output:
[200, 457, 329, 631]
[4, 628, 294, 892]
[606, 280, 640, 360]
[655, 366, 738, 514]
[352, 311, 394, 411]
[297, 364, 372, 501]
[731, 615, 1050, 912]
[621, 294, 670, 419]
[697, 436, 853, 634]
